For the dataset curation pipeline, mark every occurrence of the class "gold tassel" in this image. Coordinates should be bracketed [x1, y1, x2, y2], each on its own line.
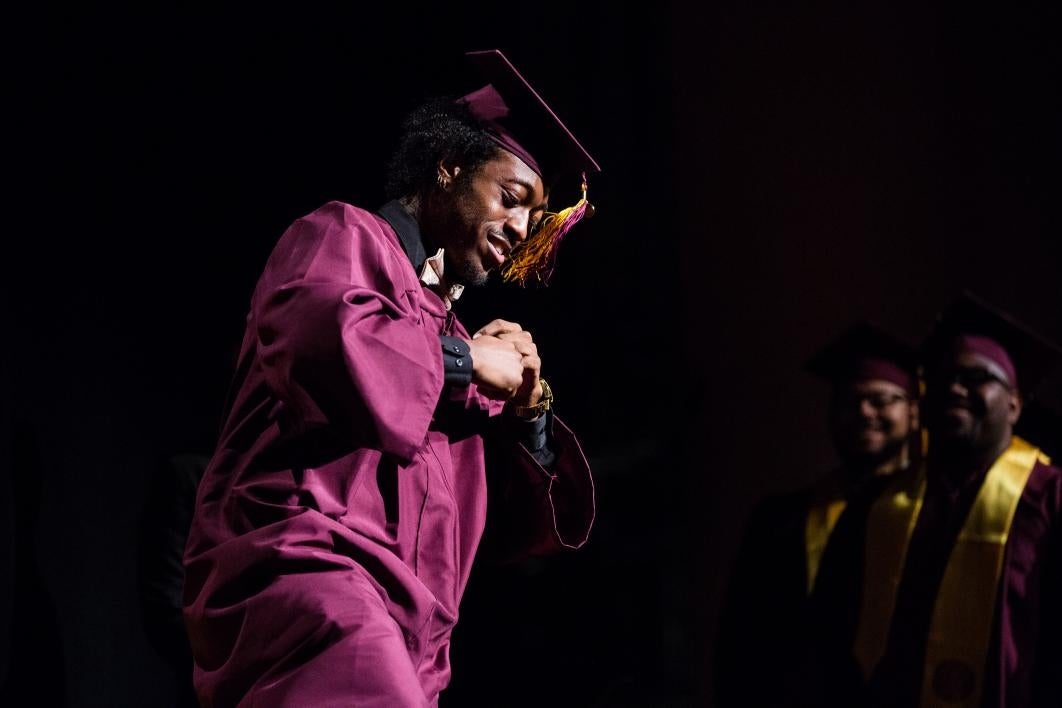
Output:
[502, 175, 593, 286]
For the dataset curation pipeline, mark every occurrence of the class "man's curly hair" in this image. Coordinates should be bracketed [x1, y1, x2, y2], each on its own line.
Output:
[385, 97, 501, 200]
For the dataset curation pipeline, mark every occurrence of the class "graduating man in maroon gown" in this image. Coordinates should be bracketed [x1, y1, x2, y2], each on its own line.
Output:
[182, 50, 599, 707]
[716, 322, 920, 707]
[812, 293, 1062, 708]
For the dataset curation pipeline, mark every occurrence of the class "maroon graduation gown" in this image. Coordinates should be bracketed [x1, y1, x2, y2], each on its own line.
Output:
[812, 454, 1062, 708]
[716, 471, 890, 708]
[715, 484, 828, 708]
[182, 201, 595, 707]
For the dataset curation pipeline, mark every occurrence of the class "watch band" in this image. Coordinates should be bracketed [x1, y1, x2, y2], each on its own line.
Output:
[514, 378, 553, 418]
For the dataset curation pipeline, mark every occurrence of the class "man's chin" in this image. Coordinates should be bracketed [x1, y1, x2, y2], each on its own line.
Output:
[846, 443, 889, 461]
[463, 272, 490, 288]
[449, 262, 490, 289]
[843, 437, 906, 466]
[844, 430, 887, 455]
[931, 415, 974, 439]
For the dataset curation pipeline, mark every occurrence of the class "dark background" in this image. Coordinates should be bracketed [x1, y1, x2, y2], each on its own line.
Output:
[4, 2, 1060, 706]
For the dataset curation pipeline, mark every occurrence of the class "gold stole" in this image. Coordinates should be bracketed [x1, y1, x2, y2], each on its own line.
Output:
[851, 436, 1046, 707]
[805, 494, 847, 594]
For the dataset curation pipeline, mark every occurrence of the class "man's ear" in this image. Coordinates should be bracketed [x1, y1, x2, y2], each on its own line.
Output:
[437, 162, 462, 188]
[910, 400, 920, 431]
[1008, 390, 1023, 426]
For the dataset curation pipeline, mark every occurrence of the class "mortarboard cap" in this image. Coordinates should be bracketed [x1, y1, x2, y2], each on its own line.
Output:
[922, 292, 1062, 399]
[460, 49, 600, 181]
[807, 321, 920, 395]
[459, 49, 600, 285]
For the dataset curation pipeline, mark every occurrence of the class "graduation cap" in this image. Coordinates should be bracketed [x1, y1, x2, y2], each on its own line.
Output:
[459, 49, 601, 285]
[922, 292, 1062, 399]
[806, 321, 920, 396]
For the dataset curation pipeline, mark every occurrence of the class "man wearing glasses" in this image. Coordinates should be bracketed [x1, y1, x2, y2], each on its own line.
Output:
[716, 321, 919, 708]
[813, 293, 1062, 708]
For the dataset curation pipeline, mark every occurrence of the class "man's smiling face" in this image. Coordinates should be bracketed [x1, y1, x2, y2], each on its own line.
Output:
[427, 149, 547, 287]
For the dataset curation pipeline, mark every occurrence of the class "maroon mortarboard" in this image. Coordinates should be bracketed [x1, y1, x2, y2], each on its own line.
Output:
[922, 291, 1062, 398]
[459, 49, 601, 285]
[807, 321, 920, 395]
[461, 49, 600, 182]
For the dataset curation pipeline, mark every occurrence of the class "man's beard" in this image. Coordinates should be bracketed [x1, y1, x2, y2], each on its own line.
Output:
[444, 249, 490, 288]
[840, 431, 908, 474]
[927, 397, 995, 453]
[435, 179, 491, 288]
[930, 414, 1011, 458]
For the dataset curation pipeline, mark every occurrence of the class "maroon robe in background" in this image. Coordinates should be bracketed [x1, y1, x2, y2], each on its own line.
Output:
[182, 202, 595, 707]
[812, 452, 1062, 708]
[716, 471, 895, 708]
[715, 484, 827, 708]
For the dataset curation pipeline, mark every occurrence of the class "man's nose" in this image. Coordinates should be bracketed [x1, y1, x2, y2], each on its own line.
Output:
[505, 210, 529, 243]
[948, 378, 969, 396]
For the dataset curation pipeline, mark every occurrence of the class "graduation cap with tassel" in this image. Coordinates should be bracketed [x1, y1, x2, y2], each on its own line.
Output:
[459, 49, 601, 286]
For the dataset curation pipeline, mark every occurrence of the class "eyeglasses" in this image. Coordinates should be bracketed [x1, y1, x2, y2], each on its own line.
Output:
[839, 392, 910, 411]
[931, 366, 1013, 391]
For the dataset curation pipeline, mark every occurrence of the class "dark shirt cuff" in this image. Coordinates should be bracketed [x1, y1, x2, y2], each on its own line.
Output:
[508, 410, 556, 468]
[521, 411, 549, 451]
[441, 335, 472, 387]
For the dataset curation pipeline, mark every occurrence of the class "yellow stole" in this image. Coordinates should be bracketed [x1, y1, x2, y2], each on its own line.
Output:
[852, 436, 1047, 707]
[805, 493, 847, 594]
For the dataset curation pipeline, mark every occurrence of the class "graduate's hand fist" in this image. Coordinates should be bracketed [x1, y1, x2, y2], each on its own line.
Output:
[467, 333, 525, 400]
[470, 321, 542, 404]
[472, 319, 524, 339]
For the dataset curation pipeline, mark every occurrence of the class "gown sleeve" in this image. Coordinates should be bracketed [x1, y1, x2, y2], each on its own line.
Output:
[251, 202, 443, 464]
[1030, 467, 1062, 707]
[482, 412, 595, 561]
